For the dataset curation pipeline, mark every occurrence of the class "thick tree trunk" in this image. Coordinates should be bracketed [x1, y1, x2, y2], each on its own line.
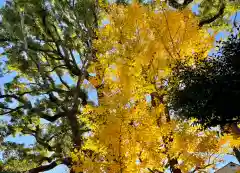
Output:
[67, 110, 83, 148]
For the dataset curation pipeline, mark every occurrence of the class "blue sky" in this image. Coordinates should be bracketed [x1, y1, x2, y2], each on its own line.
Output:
[0, 0, 3, 7]
[0, 0, 240, 172]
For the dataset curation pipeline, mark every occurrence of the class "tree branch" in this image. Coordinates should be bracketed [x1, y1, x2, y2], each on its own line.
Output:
[27, 158, 71, 173]
[40, 112, 66, 122]
[147, 168, 163, 173]
[0, 94, 27, 103]
[26, 44, 57, 54]
[38, 7, 81, 77]
[20, 126, 55, 152]
[56, 72, 71, 90]
[55, 42, 81, 76]
[66, 75, 87, 147]
[46, 64, 68, 73]
[199, 2, 225, 27]
[0, 106, 25, 115]
[168, 0, 194, 9]
[69, 49, 80, 71]
[190, 163, 213, 173]
[29, 109, 66, 122]
[233, 12, 238, 28]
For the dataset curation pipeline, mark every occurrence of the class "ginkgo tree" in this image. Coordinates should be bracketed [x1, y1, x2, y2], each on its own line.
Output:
[0, 0, 239, 173]
[71, 3, 233, 173]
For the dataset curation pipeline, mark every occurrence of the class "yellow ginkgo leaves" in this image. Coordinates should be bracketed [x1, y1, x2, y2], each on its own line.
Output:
[72, 2, 224, 173]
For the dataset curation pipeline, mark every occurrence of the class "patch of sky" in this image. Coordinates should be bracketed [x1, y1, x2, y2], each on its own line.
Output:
[4, 134, 36, 147]
[0, 71, 16, 84]
[208, 11, 240, 57]
[61, 73, 75, 86]
[209, 154, 239, 173]
[145, 94, 151, 103]
[191, 3, 200, 15]
[101, 18, 110, 28]
[87, 89, 98, 105]
[82, 79, 98, 105]
[44, 164, 69, 173]
[230, 11, 240, 24]
[72, 50, 82, 67]
[0, 115, 10, 121]
[0, 0, 5, 7]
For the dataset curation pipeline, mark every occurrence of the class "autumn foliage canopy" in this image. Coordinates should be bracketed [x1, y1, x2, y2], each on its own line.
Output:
[71, 3, 240, 173]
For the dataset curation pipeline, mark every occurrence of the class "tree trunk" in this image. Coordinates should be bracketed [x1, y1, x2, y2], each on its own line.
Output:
[233, 147, 240, 163]
[151, 92, 182, 173]
[67, 110, 83, 148]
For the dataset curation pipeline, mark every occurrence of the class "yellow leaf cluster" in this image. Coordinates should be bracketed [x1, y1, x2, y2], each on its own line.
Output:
[73, 3, 224, 173]
[91, 3, 214, 100]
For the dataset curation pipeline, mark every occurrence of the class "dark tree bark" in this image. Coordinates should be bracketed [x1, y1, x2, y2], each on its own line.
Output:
[28, 158, 72, 173]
